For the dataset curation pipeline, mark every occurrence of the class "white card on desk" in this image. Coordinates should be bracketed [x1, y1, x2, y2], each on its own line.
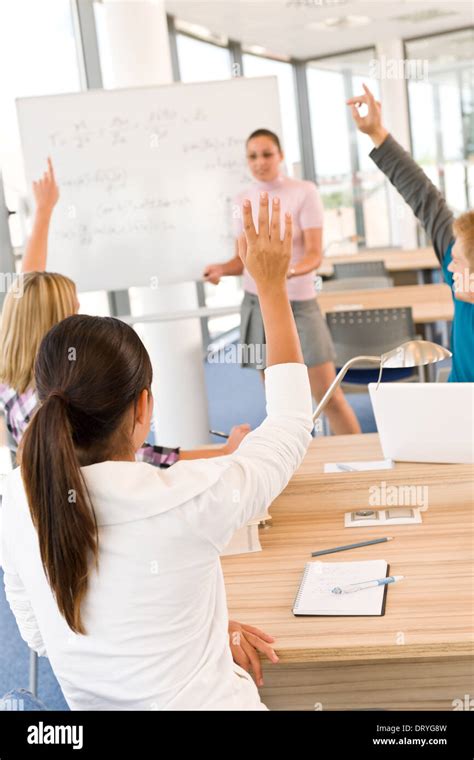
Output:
[325, 459, 394, 473]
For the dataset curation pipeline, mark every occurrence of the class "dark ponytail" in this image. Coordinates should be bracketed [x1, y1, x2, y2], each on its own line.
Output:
[21, 315, 153, 634]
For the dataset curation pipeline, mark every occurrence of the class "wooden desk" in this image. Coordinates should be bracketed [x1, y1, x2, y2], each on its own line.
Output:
[317, 247, 440, 278]
[222, 434, 474, 710]
[317, 283, 453, 325]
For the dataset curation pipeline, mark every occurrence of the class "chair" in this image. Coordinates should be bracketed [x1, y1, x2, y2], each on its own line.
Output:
[326, 307, 422, 384]
[333, 260, 388, 279]
[322, 276, 393, 291]
[0, 688, 47, 711]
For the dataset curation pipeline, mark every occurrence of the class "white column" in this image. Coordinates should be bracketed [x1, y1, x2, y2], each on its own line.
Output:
[94, 0, 210, 448]
[375, 39, 418, 250]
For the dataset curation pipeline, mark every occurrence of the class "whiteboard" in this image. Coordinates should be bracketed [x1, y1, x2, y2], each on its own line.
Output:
[16, 77, 282, 292]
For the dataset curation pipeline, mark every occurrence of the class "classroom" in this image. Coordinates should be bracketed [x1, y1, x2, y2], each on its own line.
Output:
[0, 0, 473, 736]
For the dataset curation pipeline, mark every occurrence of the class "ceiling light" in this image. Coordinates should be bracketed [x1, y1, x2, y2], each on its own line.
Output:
[307, 15, 371, 31]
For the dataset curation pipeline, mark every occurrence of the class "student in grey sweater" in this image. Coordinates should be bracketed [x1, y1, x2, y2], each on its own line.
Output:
[347, 84, 474, 382]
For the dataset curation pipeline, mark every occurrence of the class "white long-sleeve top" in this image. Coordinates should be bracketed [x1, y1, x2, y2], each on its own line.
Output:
[1, 363, 313, 710]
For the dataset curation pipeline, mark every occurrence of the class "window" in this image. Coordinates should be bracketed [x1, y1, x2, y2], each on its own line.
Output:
[176, 34, 232, 83]
[175, 32, 239, 337]
[306, 49, 391, 252]
[0, 0, 81, 220]
[0, 1, 113, 316]
[406, 28, 474, 214]
[242, 53, 301, 177]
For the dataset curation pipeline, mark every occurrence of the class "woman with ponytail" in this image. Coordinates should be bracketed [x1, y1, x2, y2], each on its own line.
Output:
[2, 195, 314, 710]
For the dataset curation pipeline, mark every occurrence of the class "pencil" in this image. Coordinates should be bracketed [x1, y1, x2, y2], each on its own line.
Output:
[311, 537, 393, 557]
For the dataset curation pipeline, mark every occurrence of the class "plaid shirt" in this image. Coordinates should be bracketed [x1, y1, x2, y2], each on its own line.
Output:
[0, 384, 180, 468]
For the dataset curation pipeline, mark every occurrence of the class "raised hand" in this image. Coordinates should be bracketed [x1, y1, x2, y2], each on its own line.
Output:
[346, 84, 388, 147]
[238, 193, 292, 291]
[32, 157, 59, 216]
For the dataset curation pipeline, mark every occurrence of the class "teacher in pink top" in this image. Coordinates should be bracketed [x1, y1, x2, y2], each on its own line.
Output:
[204, 129, 360, 435]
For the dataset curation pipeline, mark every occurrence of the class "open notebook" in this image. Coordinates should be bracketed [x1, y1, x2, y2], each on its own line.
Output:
[293, 559, 389, 616]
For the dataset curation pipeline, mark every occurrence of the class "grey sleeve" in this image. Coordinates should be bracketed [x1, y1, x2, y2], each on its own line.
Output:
[370, 134, 454, 262]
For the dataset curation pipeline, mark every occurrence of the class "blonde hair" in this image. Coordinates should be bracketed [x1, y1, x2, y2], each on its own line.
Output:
[0, 272, 77, 394]
[453, 210, 474, 268]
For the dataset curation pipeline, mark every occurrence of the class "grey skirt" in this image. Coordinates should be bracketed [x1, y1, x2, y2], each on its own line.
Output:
[239, 291, 337, 370]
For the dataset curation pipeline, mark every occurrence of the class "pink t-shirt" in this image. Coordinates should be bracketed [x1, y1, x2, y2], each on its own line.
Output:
[233, 174, 324, 301]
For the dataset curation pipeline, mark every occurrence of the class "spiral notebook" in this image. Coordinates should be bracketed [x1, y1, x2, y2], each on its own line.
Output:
[293, 559, 390, 616]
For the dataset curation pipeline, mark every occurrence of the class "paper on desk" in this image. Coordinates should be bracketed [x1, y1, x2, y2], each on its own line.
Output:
[325, 459, 394, 473]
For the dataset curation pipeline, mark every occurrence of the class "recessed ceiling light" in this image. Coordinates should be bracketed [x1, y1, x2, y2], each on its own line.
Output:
[174, 19, 227, 45]
[246, 45, 268, 55]
[307, 15, 371, 31]
[392, 9, 457, 23]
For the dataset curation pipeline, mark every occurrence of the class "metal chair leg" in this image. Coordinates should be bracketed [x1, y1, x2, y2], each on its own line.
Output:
[28, 650, 38, 697]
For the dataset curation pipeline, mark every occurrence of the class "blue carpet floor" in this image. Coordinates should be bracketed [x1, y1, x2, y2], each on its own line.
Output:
[0, 359, 376, 708]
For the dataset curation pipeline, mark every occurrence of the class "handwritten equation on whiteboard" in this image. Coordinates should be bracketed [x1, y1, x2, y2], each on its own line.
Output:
[48, 108, 209, 150]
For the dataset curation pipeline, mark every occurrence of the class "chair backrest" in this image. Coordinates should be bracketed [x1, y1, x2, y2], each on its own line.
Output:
[333, 260, 388, 279]
[326, 307, 416, 368]
[322, 276, 393, 291]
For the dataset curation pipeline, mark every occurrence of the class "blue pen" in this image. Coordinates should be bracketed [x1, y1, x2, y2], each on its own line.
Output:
[331, 575, 404, 595]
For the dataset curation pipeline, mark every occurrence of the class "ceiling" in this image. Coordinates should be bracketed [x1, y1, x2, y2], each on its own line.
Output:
[165, 0, 474, 59]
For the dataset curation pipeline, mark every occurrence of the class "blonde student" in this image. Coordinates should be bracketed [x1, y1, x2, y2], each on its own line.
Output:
[2, 194, 313, 710]
[0, 159, 249, 463]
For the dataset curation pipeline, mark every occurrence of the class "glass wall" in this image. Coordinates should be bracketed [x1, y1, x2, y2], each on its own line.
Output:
[0, 0, 81, 245]
[176, 33, 232, 83]
[306, 48, 391, 252]
[175, 32, 239, 338]
[0, 1, 113, 315]
[242, 53, 301, 176]
[406, 28, 474, 214]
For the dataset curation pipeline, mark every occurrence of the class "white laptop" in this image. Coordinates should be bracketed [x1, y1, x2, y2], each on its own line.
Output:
[368, 383, 474, 464]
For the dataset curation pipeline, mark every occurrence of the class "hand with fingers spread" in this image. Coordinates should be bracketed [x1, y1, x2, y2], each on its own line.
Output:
[238, 192, 303, 367]
[228, 620, 279, 687]
[32, 157, 59, 217]
[346, 83, 389, 148]
[238, 192, 292, 292]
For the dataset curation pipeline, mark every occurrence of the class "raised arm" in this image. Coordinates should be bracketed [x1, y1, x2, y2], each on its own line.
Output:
[183, 194, 313, 552]
[239, 193, 303, 366]
[22, 157, 59, 273]
[347, 84, 454, 262]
